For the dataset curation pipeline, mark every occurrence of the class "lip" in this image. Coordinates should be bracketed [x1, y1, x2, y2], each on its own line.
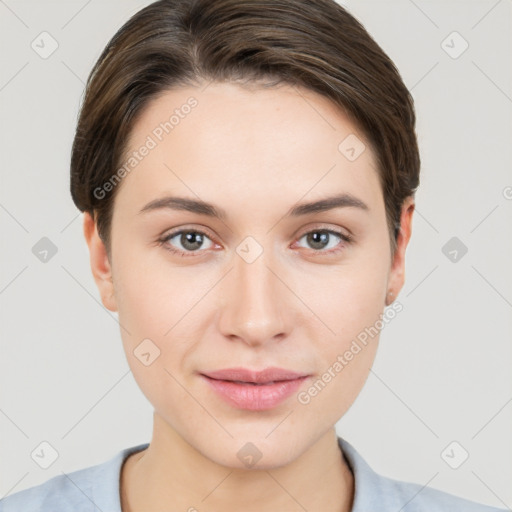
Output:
[202, 367, 309, 384]
[200, 367, 311, 411]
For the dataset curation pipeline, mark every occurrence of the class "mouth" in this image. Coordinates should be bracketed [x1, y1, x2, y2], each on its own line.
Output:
[200, 367, 311, 411]
[202, 367, 309, 383]
[218, 380, 283, 386]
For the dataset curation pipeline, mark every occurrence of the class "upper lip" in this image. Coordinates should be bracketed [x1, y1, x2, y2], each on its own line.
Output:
[201, 367, 309, 384]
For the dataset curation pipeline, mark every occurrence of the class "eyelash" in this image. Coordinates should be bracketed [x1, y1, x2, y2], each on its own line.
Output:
[157, 227, 352, 258]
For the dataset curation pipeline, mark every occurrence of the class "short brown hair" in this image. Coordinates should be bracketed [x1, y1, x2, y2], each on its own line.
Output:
[70, 0, 420, 256]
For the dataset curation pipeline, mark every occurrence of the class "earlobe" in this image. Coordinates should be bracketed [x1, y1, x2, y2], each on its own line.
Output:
[82, 212, 118, 312]
[385, 197, 415, 306]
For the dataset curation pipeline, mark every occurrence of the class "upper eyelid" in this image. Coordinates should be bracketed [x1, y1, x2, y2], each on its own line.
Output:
[294, 225, 352, 247]
[161, 225, 215, 240]
[298, 226, 350, 238]
[162, 227, 216, 246]
[162, 224, 348, 239]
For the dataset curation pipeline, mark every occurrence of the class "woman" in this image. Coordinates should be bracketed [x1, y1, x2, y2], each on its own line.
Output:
[0, 0, 506, 511]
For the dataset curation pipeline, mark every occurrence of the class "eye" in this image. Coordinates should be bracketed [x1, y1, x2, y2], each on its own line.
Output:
[295, 229, 351, 254]
[158, 226, 352, 258]
[159, 229, 215, 256]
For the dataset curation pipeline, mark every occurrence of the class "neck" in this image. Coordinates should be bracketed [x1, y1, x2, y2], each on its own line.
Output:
[121, 414, 354, 512]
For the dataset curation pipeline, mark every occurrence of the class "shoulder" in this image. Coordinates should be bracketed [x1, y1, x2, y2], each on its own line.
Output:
[0, 469, 92, 512]
[373, 472, 505, 512]
[338, 437, 507, 512]
[0, 443, 149, 512]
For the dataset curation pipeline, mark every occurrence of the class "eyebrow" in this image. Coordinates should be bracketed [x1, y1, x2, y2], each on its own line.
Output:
[138, 193, 369, 219]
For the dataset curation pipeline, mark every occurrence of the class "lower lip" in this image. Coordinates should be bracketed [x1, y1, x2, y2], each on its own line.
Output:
[201, 375, 309, 411]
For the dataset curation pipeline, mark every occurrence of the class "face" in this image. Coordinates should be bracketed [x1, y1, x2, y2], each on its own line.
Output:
[85, 81, 413, 469]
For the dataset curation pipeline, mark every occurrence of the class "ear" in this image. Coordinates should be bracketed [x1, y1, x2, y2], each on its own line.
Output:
[385, 196, 415, 306]
[83, 212, 117, 312]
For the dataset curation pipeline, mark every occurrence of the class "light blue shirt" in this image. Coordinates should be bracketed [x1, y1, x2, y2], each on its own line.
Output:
[0, 437, 506, 511]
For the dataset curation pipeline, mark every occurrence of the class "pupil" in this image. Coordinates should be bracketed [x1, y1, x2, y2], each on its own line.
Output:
[308, 231, 328, 249]
[182, 232, 203, 250]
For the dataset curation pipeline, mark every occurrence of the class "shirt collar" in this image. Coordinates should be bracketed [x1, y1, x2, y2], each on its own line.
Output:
[91, 437, 386, 512]
[338, 436, 396, 510]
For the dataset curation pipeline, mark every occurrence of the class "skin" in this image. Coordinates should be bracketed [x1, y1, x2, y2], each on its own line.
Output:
[83, 81, 414, 512]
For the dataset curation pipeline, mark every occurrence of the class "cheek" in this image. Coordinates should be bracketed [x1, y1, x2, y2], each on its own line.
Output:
[292, 248, 389, 409]
[295, 251, 389, 346]
[112, 246, 204, 338]
[111, 253, 194, 412]
[111, 246, 217, 383]
[294, 271, 386, 418]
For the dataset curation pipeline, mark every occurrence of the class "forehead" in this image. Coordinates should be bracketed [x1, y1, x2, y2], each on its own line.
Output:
[114, 81, 383, 216]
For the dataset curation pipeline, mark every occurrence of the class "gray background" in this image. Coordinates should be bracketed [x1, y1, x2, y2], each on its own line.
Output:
[1, 0, 511, 508]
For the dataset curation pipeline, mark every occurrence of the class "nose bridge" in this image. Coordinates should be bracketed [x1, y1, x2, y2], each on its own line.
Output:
[218, 240, 289, 345]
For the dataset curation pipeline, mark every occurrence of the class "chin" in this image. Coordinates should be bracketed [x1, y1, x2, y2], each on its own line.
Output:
[208, 439, 301, 471]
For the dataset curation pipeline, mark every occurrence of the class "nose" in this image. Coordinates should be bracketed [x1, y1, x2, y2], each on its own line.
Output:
[217, 247, 293, 348]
